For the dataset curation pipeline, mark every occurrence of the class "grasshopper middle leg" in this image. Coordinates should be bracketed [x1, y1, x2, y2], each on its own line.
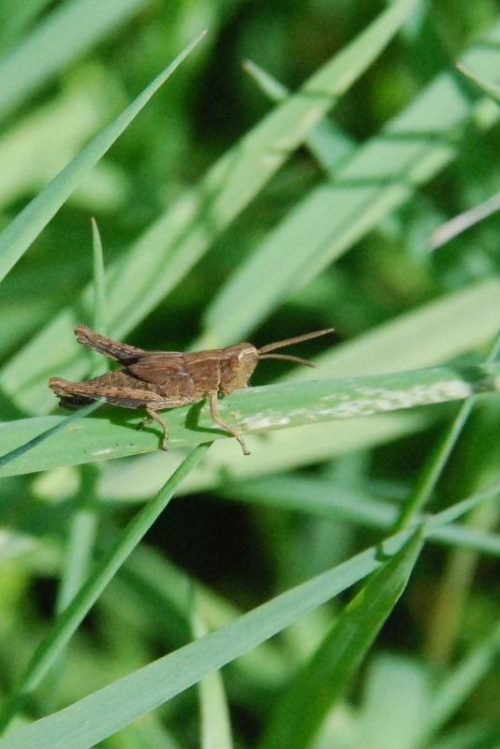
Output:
[209, 390, 250, 456]
[142, 406, 170, 451]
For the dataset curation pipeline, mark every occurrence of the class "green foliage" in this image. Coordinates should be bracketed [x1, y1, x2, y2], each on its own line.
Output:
[0, 1, 499, 747]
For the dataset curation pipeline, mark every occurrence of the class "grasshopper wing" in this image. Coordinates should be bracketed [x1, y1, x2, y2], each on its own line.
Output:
[75, 325, 155, 364]
[126, 355, 188, 386]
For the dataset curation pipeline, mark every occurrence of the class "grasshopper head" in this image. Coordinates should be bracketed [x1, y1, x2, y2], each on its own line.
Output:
[219, 343, 260, 394]
[218, 329, 334, 395]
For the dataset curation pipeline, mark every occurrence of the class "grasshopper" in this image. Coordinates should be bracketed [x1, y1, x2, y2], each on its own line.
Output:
[49, 325, 334, 455]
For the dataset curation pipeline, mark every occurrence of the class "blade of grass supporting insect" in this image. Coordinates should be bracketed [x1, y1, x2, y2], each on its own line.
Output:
[0, 30, 206, 286]
[258, 530, 424, 749]
[0, 361, 499, 478]
[393, 329, 500, 532]
[0, 442, 211, 733]
[0, 0, 418, 413]
[92, 281, 500, 499]
[0, 0, 150, 120]
[192, 604, 233, 749]
[2, 483, 498, 749]
[0, 399, 102, 471]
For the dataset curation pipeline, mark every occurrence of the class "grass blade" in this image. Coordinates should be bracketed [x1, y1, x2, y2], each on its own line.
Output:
[0, 443, 211, 732]
[0, 30, 206, 285]
[0, 0, 149, 120]
[0, 0, 417, 412]
[200, 26, 500, 347]
[0, 361, 498, 478]
[192, 606, 233, 749]
[258, 530, 424, 749]
[2, 485, 497, 749]
[0, 399, 102, 471]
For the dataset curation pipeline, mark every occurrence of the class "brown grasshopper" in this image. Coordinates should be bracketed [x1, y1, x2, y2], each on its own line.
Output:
[49, 325, 334, 455]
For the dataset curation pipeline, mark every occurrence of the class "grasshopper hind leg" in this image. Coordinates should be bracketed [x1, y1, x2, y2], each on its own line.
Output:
[141, 407, 170, 451]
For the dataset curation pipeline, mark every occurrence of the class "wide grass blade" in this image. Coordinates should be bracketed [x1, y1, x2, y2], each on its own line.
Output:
[0, 0, 418, 413]
[258, 530, 423, 749]
[0, 361, 498, 478]
[0, 0, 149, 120]
[2, 486, 497, 749]
[93, 281, 500, 497]
[0, 30, 206, 285]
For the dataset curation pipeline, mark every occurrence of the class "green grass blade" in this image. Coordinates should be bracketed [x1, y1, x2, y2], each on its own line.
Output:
[0, 31, 206, 285]
[2, 487, 497, 749]
[93, 281, 500, 497]
[393, 328, 500, 531]
[456, 62, 500, 102]
[0, 0, 417, 412]
[0, 0, 149, 120]
[0, 361, 498, 478]
[200, 27, 500, 347]
[91, 218, 106, 336]
[0, 399, 102, 471]
[423, 622, 500, 742]
[0, 74, 113, 210]
[243, 58, 355, 175]
[287, 280, 500, 380]
[429, 722, 500, 749]
[224, 475, 500, 558]
[258, 530, 424, 749]
[0, 443, 210, 732]
[192, 606, 233, 749]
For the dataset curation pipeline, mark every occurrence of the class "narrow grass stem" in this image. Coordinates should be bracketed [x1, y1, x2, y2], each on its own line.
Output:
[393, 330, 500, 532]
[0, 442, 211, 733]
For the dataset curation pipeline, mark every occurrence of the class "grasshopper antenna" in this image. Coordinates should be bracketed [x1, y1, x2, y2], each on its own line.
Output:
[258, 328, 334, 367]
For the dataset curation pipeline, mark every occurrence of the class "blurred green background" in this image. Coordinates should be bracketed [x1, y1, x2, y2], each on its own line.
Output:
[0, 0, 500, 747]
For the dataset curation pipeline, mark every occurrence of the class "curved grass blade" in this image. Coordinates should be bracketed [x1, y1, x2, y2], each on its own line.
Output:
[0, 361, 498, 478]
[0, 0, 418, 412]
[2, 485, 498, 749]
[0, 443, 210, 733]
[258, 530, 424, 749]
[0, 0, 149, 120]
[0, 30, 206, 285]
